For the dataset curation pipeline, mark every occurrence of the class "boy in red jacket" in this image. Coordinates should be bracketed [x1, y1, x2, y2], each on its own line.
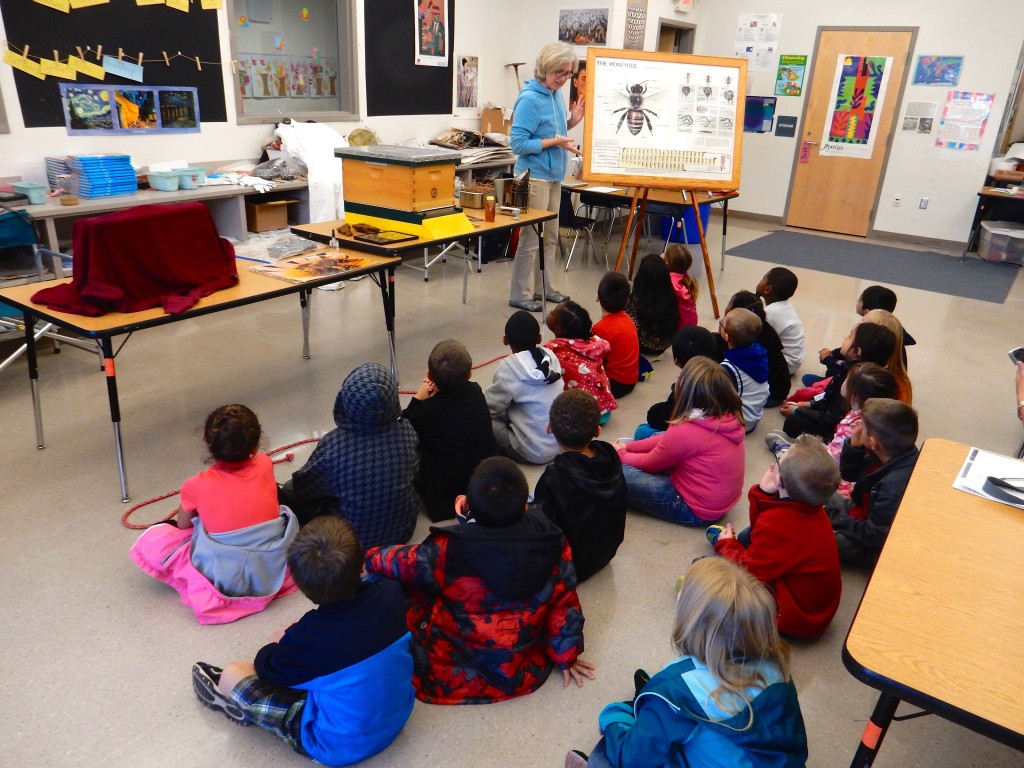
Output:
[706, 435, 842, 638]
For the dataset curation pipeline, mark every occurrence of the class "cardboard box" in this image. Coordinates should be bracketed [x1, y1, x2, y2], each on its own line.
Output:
[979, 220, 1024, 265]
[245, 198, 297, 232]
[481, 107, 512, 136]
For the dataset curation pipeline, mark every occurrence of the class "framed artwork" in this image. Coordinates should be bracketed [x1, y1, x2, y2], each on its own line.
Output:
[913, 56, 963, 86]
[582, 48, 746, 191]
[61, 84, 200, 135]
[456, 54, 479, 110]
[416, 0, 449, 67]
[558, 8, 608, 46]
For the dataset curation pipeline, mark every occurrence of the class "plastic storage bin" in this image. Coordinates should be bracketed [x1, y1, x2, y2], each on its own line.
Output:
[660, 202, 712, 245]
[147, 171, 180, 192]
[11, 181, 47, 204]
[175, 167, 206, 190]
[978, 220, 1024, 265]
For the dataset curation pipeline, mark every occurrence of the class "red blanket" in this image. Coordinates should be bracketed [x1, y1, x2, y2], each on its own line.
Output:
[32, 202, 238, 316]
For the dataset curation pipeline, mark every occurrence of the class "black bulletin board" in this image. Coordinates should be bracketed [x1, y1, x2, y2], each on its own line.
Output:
[364, 0, 454, 117]
[0, 0, 226, 128]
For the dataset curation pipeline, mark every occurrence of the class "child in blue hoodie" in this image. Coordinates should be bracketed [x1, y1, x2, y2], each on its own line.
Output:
[720, 307, 769, 433]
[507, 42, 584, 312]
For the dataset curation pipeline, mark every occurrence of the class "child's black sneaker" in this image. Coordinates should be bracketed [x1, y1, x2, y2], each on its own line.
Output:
[192, 662, 251, 726]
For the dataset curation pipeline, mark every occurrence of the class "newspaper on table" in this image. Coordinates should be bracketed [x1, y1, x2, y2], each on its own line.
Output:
[953, 446, 1024, 509]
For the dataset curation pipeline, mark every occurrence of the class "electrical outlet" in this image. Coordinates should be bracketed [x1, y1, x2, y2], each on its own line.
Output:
[893, 195, 902, 207]
[919, 197, 929, 209]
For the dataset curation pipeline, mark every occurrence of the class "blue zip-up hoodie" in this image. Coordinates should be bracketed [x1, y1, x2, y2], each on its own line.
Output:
[723, 343, 770, 432]
[511, 78, 569, 182]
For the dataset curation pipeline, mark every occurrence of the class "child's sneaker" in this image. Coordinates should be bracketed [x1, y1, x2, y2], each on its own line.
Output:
[565, 749, 589, 768]
[192, 662, 251, 726]
[705, 524, 725, 546]
[764, 431, 793, 454]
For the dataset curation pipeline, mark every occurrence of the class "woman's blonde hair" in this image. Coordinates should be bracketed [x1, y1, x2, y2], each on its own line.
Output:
[673, 558, 791, 717]
[861, 310, 912, 405]
[668, 356, 744, 427]
[534, 43, 576, 79]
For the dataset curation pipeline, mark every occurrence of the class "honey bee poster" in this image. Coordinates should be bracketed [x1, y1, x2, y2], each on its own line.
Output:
[582, 49, 746, 191]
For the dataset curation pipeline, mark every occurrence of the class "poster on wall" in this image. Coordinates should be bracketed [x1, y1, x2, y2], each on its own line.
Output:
[623, 1, 647, 50]
[416, 0, 449, 67]
[774, 54, 806, 96]
[456, 54, 479, 110]
[60, 84, 200, 135]
[819, 54, 893, 159]
[558, 8, 608, 46]
[901, 102, 937, 134]
[582, 49, 746, 191]
[912, 56, 963, 86]
[734, 13, 780, 72]
[570, 62, 587, 110]
[935, 91, 993, 151]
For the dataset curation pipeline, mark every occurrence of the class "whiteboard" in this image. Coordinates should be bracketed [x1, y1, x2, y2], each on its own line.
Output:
[582, 49, 746, 191]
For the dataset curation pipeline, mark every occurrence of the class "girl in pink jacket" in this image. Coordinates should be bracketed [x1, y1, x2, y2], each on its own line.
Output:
[616, 357, 745, 525]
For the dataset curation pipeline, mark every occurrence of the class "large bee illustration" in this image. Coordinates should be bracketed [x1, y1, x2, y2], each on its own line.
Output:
[612, 82, 658, 136]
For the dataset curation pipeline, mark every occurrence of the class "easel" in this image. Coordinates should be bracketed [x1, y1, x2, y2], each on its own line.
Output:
[613, 187, 722, 318]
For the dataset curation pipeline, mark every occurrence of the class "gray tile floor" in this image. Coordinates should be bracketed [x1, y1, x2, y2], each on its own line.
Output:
[1, 216, 1021, 767]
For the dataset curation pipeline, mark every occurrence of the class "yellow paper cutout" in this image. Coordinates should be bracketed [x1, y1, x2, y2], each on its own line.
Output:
[4, 50, 45, 80]
[69, 0, 111, 7]
[201, 0, 222, 8]
[68, 55, 106, 79]
[136, 0, 166, 5]
[166, 0, 189, 11]
[40, 58, 78, 79]
[33, 0, 71, 12]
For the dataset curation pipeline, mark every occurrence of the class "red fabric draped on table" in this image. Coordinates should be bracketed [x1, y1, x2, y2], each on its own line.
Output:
[32, 202, 238, 317]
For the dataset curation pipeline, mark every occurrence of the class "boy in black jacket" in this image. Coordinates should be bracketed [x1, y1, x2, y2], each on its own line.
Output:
[826, 398, 919, 567]
[534, 390, 627, 581]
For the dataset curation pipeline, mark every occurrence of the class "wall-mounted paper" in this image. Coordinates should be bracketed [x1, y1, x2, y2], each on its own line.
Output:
[34, 0, 71, 11]
[69, 55, 106, 79]
[103, 55, 144, 83]
[40, 58, 78, 79]
[4, 50, 45, 80]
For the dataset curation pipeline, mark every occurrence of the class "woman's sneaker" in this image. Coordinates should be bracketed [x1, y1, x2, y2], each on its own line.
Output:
[192, 662, 251, 726]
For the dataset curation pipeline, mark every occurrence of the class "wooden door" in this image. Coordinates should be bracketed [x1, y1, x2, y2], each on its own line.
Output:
[785, 28, 915, 236]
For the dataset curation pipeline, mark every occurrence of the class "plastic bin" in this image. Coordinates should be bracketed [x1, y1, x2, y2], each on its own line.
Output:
[147, 171, 180, 192]
[660, 202, 712, 245]
[978, 220, 1024, 265]
[175, 167, 206, 190]
[11, 181, 47, 204]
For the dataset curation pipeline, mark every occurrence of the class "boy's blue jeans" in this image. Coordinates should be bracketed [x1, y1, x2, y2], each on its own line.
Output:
[621, 465, 709, 526]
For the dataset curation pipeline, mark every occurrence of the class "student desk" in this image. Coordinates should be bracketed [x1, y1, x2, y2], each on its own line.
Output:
[960, 185, 1024, 261]
[0, 251, 400, 502]
[842, 437, 1024, 766]
[290, 208, 557, 303]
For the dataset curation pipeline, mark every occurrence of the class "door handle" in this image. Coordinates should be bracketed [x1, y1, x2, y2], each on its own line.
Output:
[802, 140, 818, 145]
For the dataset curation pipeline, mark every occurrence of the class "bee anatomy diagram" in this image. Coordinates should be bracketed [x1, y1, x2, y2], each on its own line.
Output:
[612, 82, 660, 136]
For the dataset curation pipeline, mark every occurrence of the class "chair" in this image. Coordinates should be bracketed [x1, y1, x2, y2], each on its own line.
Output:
[579, 190, 629, 250]
[558, 188, 601, 271]
[0, 206, 100, 375]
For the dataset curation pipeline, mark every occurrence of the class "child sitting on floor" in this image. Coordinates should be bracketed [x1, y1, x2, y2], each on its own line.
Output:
[715, 290, 790, 407]
[617, 357, 745, 527]
[191, 516, 414, 765]
[719, 307, 770, 433]
[365, 457, 595, 704]
[624, 253, 680, 357]
[545, 300, 617, 421]
[566, 557, 807, 768]
[862, 309, 913, 404]
[593, 271, 640, 399]
[708, 435, 842, 638]
[485, 311, 563, 465]
[664, 243, 699, 328]
[638, 325, 719, 440]
[403, 339, 497, 522]
[756, 267, 805, 375]
[826, 398, 920, 568]
[534, 390, 627, 582]
[130, 404, 298, 624]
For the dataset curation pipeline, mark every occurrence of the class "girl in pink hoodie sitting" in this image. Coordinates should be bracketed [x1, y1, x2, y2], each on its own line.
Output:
[545, 300, 617, 422]
[616, 357, 745, 526]
[664, 243, 698, 328]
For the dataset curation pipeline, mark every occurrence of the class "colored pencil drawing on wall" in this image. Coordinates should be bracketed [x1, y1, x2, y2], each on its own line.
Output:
[820, 54, 892, 159]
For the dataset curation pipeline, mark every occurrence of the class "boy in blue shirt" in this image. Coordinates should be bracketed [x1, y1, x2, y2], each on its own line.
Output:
[191, 516, 414, 766]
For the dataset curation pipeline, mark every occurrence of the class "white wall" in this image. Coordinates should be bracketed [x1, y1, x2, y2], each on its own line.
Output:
[2, 0, 1022, 244]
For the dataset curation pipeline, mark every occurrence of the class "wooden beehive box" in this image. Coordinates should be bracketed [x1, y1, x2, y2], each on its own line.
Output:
[336, 145, 460, 212]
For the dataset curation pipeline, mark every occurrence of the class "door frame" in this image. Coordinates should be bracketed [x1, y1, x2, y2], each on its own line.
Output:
[655, 18, 696, 54]
[783, 26, 918, 236]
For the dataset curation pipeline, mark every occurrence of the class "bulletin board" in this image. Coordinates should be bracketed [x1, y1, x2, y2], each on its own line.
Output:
[363, 0, 454, 117]
[0, 0, 226, 129]
[583, 49, 746, 191]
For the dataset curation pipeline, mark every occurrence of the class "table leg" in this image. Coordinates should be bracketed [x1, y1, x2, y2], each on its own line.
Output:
[537, 222, 548, 320]
[378, 266, 398, 378]
[960, 195, 987, 262]
[720, 199, 730, 272]
[299, 288, 311, 359]
[462, 237, 471, 304]
[101, 337, 130, 502]
[849, 693, 900, 768]
[22, 310, 45, 449]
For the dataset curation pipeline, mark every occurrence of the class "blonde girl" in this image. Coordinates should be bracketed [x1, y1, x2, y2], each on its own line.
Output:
[566, 557, 808, 768]
[663, 243, 699, 327]
[861, 309, 913, 404]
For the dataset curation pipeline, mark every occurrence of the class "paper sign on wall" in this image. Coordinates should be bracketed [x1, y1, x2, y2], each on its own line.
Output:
[103, 55, 144, 82]
[69, 55, 106, 79]
[4, 49, 46, 79]
[40, 58, 78, 79]
[34, 0, 71, 11]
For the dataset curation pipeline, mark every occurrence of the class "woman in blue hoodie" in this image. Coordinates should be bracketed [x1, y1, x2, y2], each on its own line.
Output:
[508, 42, 585, 313]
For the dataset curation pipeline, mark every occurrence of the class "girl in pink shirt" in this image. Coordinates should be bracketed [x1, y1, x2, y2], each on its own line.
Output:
[664, 244, 699, 328]
[616, 357, 745, 525]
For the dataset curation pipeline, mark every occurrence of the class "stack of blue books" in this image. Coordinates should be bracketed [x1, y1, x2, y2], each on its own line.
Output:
[44, 156, 72, 191]
[67, 154, 138, 198]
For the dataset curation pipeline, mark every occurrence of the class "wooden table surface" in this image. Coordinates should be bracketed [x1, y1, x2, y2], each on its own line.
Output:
[844, 437, 1024, 742]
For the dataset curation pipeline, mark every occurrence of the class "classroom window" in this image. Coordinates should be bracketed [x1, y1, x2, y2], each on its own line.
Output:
[227, 0, 359, 124]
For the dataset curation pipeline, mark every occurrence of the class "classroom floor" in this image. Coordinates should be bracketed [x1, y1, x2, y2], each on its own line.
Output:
[1, 215, 1020, 768]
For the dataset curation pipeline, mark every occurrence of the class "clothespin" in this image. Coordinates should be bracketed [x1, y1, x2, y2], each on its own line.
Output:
[53, 50, 59, 64]
[118, 48, 123, 61]
[163, 51, 169, 66]
[138, 51, 143, 65]
[231, 59, 237, 74]
[76, 46, 84, 59]
[23, 44, 30, 59]
[196, 57, 201, 71]
[96, 45, 103, 60]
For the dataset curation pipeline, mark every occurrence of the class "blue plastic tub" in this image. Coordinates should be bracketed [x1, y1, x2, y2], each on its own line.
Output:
[660, 202, 712, 245]
[11, 181, 47, 204]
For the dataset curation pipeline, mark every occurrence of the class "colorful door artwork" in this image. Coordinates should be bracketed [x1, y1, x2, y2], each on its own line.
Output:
[820, 54, 892, 159]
